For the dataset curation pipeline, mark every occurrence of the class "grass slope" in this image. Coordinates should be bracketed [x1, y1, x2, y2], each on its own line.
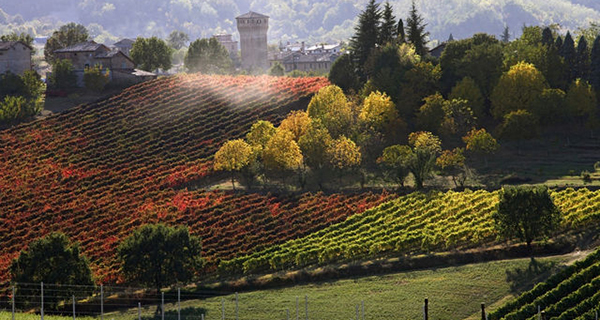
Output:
[99, 256, 569, 319]
[2, 255, 571, 319]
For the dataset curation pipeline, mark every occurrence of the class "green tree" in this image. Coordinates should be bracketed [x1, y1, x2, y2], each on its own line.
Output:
[328, 54, 360, 93]
[565, 79, 597, 127]
[405, 0, 430, 57]
[575, 36, 591, 80]
[167, 30, 189, 50]
[1, 32, 34, 54]
[440, 98, 476, 139]
[462, 128, 498, 167]
[531, 88, 567, 126]
[541, 27, 554, 46]
[365, 43, 416, 103]
[440, 33, 503, 97]
[493, 186, 562, 251]
[397, 19, 406, 44]
[398, 60, 441, 118]
[10, 233, 94, 308]
[50, 59, 77, 90]
[590, 35, 600, 91]
[490, 62, 547, 119]
[379, 1, 397, 45]
[560, 32, 576, 83]
[307, 85, 354, 138]
[407, 131, 442, 189]
[214, 139, 254, 190]
[184, 38, 233, 74]
[449, 77, 485, 118]
[349, 0, 381, 80]
[498, 110, 540, 142]
[416, 93, 445, 134]
[44, 23, 89, 63]
[378, 144, 412, 187]
[131, 37, 173, 72]
[501, 26, 510, 43]
[83, 65, 109, 92]
[118, 224, 202, 295]
[268, 62, 285, 76]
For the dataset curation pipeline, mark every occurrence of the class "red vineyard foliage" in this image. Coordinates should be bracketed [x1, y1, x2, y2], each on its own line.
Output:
[0, 74, 392, 292]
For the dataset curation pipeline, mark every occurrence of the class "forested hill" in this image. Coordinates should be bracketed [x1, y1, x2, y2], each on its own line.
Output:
[1, 0, 600, 43]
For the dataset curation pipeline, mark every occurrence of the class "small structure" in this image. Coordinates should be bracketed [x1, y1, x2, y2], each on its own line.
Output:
[0, 41, 32, 76]
[112, 38, 135, 56]
[54, 41, 155, 87]
[213, 34, 239, 64]
[236, 11, 269, 70]
[305, 43, 342, 55]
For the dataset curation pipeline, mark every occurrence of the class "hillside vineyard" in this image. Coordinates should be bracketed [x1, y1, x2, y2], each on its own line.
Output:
[0, 75, 343, 289]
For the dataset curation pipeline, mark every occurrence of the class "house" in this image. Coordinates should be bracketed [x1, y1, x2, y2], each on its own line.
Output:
[213, 34, 239, 64]
[112, 38, 135, 56]
[0, 41, 32, 76]
[54, 41, 155, 86]
[269, 51, 339, 73]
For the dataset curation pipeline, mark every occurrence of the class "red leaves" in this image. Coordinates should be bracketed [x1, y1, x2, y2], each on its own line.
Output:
[0, 74, 331, 292]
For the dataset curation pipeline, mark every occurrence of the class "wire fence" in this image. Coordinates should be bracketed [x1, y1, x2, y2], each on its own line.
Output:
[0, 282, 528, 320]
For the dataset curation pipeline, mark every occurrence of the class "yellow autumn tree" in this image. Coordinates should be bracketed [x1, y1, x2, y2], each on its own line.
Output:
[359, 91, 400, 134]
[279, 110, 313, 142]
[490, 62, 548, 119]
[307, 85, 354, 138]
[262, 129, 303, 174]
[214, 139, 254, 190]
[246, 120, 277, 149]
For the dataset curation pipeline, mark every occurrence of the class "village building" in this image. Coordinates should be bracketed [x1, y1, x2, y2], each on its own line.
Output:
[54, 41, 155, 87]
[0, 41, 32, 76]
[236, 11, 269, 70]
[269, 41, 342, 73]
[213, 34, 239, 64]
[112, 38, 135, 56]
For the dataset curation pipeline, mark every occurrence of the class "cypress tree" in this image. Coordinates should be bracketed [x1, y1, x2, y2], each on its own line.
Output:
[379, 1, 397, 45]
[406, 0, 430, 57]
[590, 35, 600, 91]
[575, 35, 590, 80]
[397, 19, 406, 44]
[541, 27, 554, 47]
[555, 36, 563, 50]
[501, 26, 510, 43]
[350, 0, 382, 81]
[560, 32, 576, 82]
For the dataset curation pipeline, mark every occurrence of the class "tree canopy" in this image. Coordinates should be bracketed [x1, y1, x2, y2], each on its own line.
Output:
[493, 186, 561, 250]
[44, 23, 89, 63]
[10, 233, 94, 308]
[130, 37, 173, 72]
[118, 224, 202, 293]
[184, 38, 232, 74]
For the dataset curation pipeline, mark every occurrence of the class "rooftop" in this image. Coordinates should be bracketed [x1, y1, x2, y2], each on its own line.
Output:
[0, 41, 33, 51]
[236, 11, 269, 19]
[54, 41, 105, 53]
[113, 38, 135, 46]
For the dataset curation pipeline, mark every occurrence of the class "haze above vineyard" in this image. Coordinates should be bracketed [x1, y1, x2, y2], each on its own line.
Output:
[2, 0, 600, 42]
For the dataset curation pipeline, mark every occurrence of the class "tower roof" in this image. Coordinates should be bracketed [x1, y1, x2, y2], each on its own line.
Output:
[236, 11, 269, 19]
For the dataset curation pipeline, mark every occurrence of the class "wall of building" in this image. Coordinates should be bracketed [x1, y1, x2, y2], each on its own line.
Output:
[0, 43, 32, 75]
[237, 17, 269, 70]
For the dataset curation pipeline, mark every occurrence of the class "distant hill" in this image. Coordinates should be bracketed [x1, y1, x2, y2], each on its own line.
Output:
[0, 0, 599, 44]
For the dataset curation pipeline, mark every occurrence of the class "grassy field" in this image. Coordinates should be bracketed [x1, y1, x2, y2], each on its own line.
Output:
[4, 255, 576, 320]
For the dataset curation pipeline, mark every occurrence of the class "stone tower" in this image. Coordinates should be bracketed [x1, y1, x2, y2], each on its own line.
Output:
[236, 11, 269, 70]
